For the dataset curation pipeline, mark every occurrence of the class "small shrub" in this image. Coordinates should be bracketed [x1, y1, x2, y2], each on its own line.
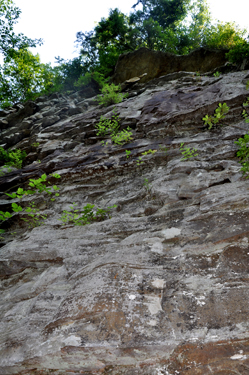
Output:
[143, 178, 151, 192]
[141, 149, 157, 156]
[111, 128, 133, 145]
[59, 203, 116, 226]
[226, 41, 249, 64]
[0, 147, 26, 169]
[125, 150, 131, 158]
[202, 103, 230, 130]
[136, 156, 144, 166]
[75, 71, 107, 89]
[235, 133, 249, 177]
[31, 142, 40, 148]
[242, 97, 249, 123]
[180, 143, 198, 160]
[95, 111, 119, 137]
[95, 110, 133, 146]
[96, 83, 128, 107]
[0, 173, 61, 230]
[213, 71, 221, 77]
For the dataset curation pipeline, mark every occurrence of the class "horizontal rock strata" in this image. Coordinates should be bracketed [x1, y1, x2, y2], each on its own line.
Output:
[1, 69, 249, 374]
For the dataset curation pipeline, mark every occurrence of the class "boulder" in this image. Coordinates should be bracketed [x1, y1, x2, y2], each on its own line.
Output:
[113, 47, 228, 84]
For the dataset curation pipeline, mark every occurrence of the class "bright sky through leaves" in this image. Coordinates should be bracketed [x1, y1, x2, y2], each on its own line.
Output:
[13, 0, 249, 66]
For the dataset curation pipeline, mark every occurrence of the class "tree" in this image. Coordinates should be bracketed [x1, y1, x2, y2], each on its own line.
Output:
[0, 0, 42, 57]
[75, 1, 192, 76]
[0, 0, 46, 107]
[166, 0, 247, 54]
[76, 9, 133, 77]
[131, 0, 191, 29]
[0, 49, 56, 106]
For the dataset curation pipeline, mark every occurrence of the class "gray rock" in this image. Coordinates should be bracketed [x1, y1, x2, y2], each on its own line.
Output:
[1, 67, 249, 374]
[42, 115, 61, 128]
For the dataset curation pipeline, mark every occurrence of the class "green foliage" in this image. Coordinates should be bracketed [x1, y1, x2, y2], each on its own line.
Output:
[180, 143, 198, 160]
[74, 71, 106, 89]
[242, 97, 249, 124]
[0, 165, 13, 176]
[226, 40, 249, 64]
[235, 134, 249, 177]
[125, 150, 131, 158]
[31, 142, 40, 148]
[22, 202, 48, 228]
[1, 0, 248, 105]
[136, 149, 158, 165]
[75, 1, 192, 75]
[0, 2, 51, 106]
[0, 172, 116, 233]
[59, 203, 117, 226]
[96, 83, 128, 107]
[141, 149, 157, 156]
[27, 173, 60, 197]
[111, 128, 133, 145]
[0, 0, 42, 58]
[234, 95, 249, 177]
[0, 147, 26, 168]
[136, 156, 144, 166]
[143, 178, 152, 192]
[202, 103, 230, 130]
[201, 21, 246, 50]
[213, 71, 221, 77]
[49, 56, 87, 93]
[1, 173, 61, 229]
[95, 111, 120, 137]
[95, 110, 133, 146]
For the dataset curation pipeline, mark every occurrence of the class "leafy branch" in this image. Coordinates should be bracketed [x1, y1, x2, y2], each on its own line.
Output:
[180, 143, 198, 160]
[202, 103, 230, 130]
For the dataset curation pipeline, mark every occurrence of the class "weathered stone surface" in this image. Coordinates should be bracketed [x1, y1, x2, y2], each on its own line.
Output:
[113, 47, 228, 84]
[1, 66, 249, 374]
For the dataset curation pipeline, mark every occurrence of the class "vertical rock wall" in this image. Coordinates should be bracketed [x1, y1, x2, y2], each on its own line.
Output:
[1, 69, 249, 374]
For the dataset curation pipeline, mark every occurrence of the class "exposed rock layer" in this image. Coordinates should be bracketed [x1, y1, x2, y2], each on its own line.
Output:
[1, 67, 249, 374]
[113, 47, 228, 84]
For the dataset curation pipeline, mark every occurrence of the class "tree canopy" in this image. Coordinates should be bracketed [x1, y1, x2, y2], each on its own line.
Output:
[0, 0, 248, 108]
[0, 0, 42, 56]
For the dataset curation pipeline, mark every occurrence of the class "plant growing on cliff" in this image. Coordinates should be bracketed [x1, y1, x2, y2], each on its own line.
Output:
[202, 103, 230, 130]
[0, 147, 26, 169]
[96, 83, 128, 107]
[235, 134, 249, 177]
[95, 110, 133, 146]
[233, 94, 249, 176]
[0, 172, 117, 233]
[180, 143, 198, 160]
[242, 97, 249, 123]
[141, 149, 157, 156]
[0, 173, 61, 230]
[226, 41, 249, 64]
[59, 202, 116, 226]
[125, 150, 131, 158]
[213, 71, 221, 77]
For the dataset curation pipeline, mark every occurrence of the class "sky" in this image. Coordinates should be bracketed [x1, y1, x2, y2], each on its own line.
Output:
[13, 0, 249, 66]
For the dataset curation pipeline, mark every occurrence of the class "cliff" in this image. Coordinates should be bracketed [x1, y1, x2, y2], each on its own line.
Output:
[1, 52, 249, 374]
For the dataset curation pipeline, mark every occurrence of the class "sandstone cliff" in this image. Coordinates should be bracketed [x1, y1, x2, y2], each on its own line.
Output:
[1, 58, 249, 374]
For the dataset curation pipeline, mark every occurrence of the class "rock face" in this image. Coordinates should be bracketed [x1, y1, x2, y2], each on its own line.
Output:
[1, 67, 249, 374]
[113, 47, 228, 84]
